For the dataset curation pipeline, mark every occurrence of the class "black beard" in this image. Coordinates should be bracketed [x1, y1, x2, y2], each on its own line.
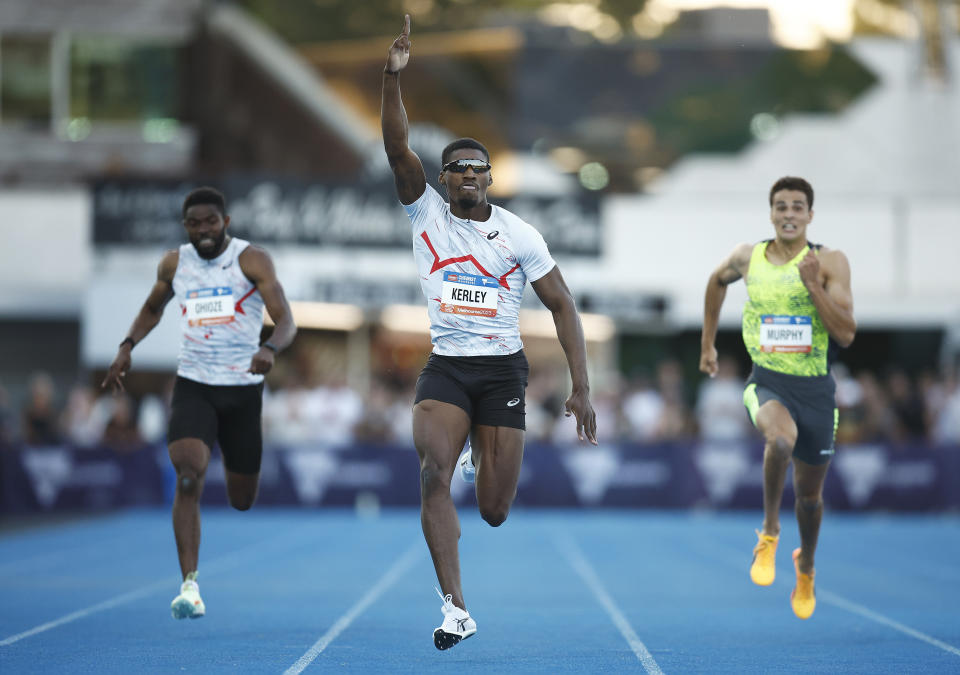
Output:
[454, 193, 480, 211]
[192, 230, 227, 260]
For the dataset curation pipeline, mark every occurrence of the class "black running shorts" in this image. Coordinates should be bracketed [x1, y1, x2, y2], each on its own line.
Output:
[743, 364, 838, 466]
[168, 376, 265, 474]
[414, 351, 530, 429]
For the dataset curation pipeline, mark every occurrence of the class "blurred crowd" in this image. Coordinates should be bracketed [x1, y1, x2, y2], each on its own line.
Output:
[3, 356, 960, 452]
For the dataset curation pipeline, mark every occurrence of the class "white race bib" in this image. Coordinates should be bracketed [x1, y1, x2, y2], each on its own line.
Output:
[759, 315, 812, 353]
[439, 272, 499, 317]
[185, 286, 235, 327]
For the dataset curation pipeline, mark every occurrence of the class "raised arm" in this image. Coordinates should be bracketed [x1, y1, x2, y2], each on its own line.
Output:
[700, 242, 753, 377]
[239, 245, 297, 375]
[532, 266, 598, 445]
[381, 14, 426, 205]
[798, 247, 856, 348]
[101, 250, 178, 393]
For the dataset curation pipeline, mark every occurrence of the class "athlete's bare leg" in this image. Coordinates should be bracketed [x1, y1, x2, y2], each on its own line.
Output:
[413, 399, 472, 609]
[225, 470, 259, 511]
[792, 457, 830, 575]
[470, 425, 524, 527]
[168, 438, 211, 578]
[755, 400, 798, 537]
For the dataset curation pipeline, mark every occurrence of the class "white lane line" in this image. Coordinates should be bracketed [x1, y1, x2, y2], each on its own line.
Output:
[284, 542, 423, 675]
[555, 534, 664, 675]
[0, 529, 305, 647]
[0, 580, 170, 646]
[819, 590, 960, 658]
[691, 533, 960, 659]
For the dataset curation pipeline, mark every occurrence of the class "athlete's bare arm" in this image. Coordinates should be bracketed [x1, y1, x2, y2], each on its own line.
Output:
[101, 250, 178, 393]
[239, 246, 297, 375]
[531, 266, 598, 444]
[798, 247, 856, 348]
[700, 242, 753, 377]
[381, 14, 427, 205]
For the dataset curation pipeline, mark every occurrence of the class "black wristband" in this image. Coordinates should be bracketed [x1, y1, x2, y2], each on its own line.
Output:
[384, 68, 399, 75]
[120, 337, 135, 350]
[263, 341, 279, 354]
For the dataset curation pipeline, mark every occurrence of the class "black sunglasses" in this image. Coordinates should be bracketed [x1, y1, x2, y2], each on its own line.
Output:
[442, 158, 491, 174]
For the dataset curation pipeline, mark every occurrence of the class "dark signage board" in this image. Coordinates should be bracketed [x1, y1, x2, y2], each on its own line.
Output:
[93, 177, 602, 256]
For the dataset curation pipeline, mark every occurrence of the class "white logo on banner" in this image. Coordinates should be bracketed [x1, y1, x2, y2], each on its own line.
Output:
[20, 448, 123, 508]
[694, 443, 753, 504]
[21, 448, 73, 508]
[560, 446, 620, 504]
[284, 450, 340, 504]
[283, 450, 394, 504]
[834, 446, 887, 507]
[558, 447, 671, 504]
[835, 446, 937, 507]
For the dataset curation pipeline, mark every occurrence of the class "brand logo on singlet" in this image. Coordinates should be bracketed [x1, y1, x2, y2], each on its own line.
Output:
[486, 230, 499, 240]
[507, 398, 520, 407]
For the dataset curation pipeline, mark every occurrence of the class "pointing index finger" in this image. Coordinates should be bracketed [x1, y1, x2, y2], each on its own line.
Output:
[403, 14, 410, 37]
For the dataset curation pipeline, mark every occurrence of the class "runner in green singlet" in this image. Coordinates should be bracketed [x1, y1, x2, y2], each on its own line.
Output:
[699, 176, 856, 619]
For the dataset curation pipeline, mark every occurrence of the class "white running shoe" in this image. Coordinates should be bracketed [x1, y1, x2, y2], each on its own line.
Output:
[457, 445, 476, 484]
[433, 589, 476, 650]
[171, 577, 205, 619]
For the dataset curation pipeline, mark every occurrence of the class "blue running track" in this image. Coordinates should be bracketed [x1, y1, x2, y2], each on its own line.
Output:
[1, 508, 958, 673]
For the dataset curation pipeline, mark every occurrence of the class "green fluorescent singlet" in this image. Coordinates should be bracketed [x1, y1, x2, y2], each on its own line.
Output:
[741, 241, 830, 376]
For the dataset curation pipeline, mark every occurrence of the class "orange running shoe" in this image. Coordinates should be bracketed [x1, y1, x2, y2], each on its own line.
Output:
[791, 547, 816, 619]
[749, 530, 778, 586]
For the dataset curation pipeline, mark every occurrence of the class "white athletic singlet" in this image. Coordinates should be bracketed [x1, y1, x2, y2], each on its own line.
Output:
[172, 237, 265, 385]
[404, 185, 556, 356]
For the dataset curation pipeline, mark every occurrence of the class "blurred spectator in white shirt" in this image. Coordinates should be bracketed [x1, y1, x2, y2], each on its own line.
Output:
[696, 356, 749, 442]
[833, 363, 862, 444]
[61, 383, 110, 447]
[933, 369, 960, 445]
[621, 369, 663, 442]
[387, 384, 415, 444]
[300, 375, 363, 448]
[138, 377, 174, 445]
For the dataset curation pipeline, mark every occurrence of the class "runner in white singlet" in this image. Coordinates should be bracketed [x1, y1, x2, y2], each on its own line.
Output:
[406, 183, 556, 356]
[173, 236, 266, 384]
[102, 187, 296, 621]
[382, 15, 598, 651]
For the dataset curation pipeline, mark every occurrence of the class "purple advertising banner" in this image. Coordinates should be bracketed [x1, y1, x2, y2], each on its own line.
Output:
[2, 441, 958, 513]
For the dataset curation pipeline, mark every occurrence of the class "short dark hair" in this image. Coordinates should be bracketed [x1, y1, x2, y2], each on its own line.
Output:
[182, 186, 226, 217]
[769, 176, 813, 209]
[441, 138, 490, 166]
